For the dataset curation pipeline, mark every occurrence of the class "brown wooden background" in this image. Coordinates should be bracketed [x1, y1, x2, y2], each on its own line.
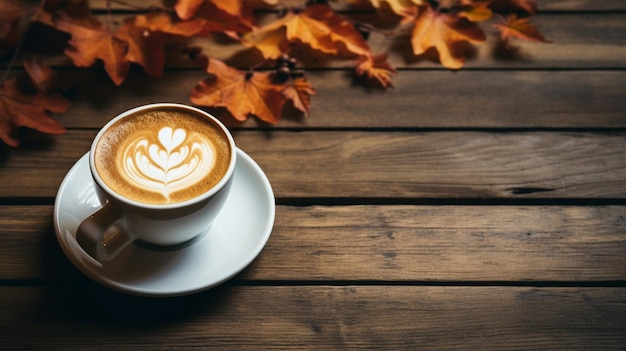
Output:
[1, 1, 625, 349]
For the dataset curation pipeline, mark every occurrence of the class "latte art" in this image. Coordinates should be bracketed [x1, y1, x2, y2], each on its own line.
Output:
[94, 106, 233, 205]
[121, 127, 215, 202]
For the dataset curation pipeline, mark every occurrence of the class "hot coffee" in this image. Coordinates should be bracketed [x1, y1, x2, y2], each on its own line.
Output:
[94, 106, 232, 205]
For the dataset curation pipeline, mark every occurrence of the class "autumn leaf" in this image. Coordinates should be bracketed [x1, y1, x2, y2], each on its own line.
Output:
[175, 0, 205, 20]
[0, 0, 29, 22]
[135, 6, 251, 37]
[54, 14, 130, 85]
[458, 1, 493, 22]
[175, 0, 254, 27]
[116, 17, 167, 78]
[134, 11, 210, 37]
[493, 14, 549, 43]
[0, 0, 33, 55]
[191, 57, 286, 123]
[243, 3, 371, 59]
[366, 0, 423, 17]
[410, 5, 486, 69]
[0, 77, 67, 147]
[282, 77, 316, 116]
[355, 53, 397, 87]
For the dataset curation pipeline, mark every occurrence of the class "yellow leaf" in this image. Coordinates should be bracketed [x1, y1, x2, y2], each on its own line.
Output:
[411, 5, 485, 69]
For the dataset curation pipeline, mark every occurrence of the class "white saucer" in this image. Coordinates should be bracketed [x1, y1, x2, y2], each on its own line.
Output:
[53, 148, 275, 297]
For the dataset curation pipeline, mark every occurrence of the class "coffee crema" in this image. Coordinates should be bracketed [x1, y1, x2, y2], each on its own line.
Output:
[94, 107, 232, 205]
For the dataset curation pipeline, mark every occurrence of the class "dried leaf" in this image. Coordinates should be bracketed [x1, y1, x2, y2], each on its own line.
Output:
[458, 1, 493, 22]
[134, 11, 210, 37]
[0, 78, 67, 147]
[0, 0, 32, 55]
[493, 14, 549, 42]
[411, 5, 485, 69]
[243, 3, 370, 59]
[117, 18, 167, 78]
[190, 57, 286, 123]
[175, 0, 205, 20]
[175, 0, 253, 27]
[355, 53, 397, 87]
[282, 77, 316, 116]
[367, 0, 423, 17]
[54, 14, 130, 85]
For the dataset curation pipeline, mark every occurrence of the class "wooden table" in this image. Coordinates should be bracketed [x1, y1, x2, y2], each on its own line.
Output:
[2, 1, 625, 349]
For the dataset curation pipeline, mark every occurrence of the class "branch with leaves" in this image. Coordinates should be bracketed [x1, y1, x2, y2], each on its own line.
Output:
[0, 0, 548, 146]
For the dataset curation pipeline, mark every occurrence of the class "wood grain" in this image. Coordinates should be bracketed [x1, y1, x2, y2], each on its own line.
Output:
[89, 0, 626, 12]
[16, 13, 626, 70]
[2, 131, 624, 199]
[1, 286, 625, 350]
[2, 205, 624, 282]
[0, 69, 621, 129]
[0, 7, 623, 350]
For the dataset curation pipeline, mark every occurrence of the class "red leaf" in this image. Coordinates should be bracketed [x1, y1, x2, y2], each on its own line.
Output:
[0, 78, 67, 147]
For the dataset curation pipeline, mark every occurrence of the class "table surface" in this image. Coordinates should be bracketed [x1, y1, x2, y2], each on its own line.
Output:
[2, 1, 626, 349]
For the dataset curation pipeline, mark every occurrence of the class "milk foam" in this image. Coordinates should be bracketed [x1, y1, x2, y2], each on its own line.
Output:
[120, 126, 216, 202]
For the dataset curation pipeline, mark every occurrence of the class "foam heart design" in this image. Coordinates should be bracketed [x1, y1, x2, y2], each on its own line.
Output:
[121, 127, 215, 202]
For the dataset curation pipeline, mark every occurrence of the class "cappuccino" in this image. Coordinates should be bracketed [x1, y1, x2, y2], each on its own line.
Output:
[94, 106, 232, 205]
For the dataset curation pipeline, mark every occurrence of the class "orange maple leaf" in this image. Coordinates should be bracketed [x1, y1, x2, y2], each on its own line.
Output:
[175, 0, 206, 20]
[54, 11, 177, 84]
[135, 8, 250, 37]
[493, 14, 550, 43]
[366, 0, 423, 18]
[0, 0, 33, 55]
[54, 14, 130, 85]
[0, 77, 67, 147]
[458, 1, 493, 22]
[411, 5, 486, 69]
[116, 18, 167, 78]
[175, 0, 253, 26]
[243, 3, 370, 59]
[134, 11, 210, 37]
[190, 57, 286, 123]
[355, 53, 397, 88]
[281, 77, 316, 116]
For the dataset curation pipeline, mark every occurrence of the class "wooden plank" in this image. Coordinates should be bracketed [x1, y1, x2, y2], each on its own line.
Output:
[1, 131, 625, 199]
[239, 131, 626, 199]
[2, 205, 624, 282]
[539, 1, 626, 11]
[1, 286, 625, 350]
[89, 0, 626, 12]
[2, 70, 623, 129]
[16, 13, 626, 69]
[241, 131, 626, 199]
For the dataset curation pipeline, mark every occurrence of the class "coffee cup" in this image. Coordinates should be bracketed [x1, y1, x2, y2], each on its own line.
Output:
[77, 103, 236, 261]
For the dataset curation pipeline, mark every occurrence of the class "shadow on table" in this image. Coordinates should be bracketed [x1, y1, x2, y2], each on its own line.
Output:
[39, 228, 237, 327]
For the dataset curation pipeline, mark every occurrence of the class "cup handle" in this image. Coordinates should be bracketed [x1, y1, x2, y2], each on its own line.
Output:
[76, 203, 134, 261]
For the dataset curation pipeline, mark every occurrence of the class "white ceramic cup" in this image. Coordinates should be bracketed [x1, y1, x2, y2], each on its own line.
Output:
[77, 103, 237, 261]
